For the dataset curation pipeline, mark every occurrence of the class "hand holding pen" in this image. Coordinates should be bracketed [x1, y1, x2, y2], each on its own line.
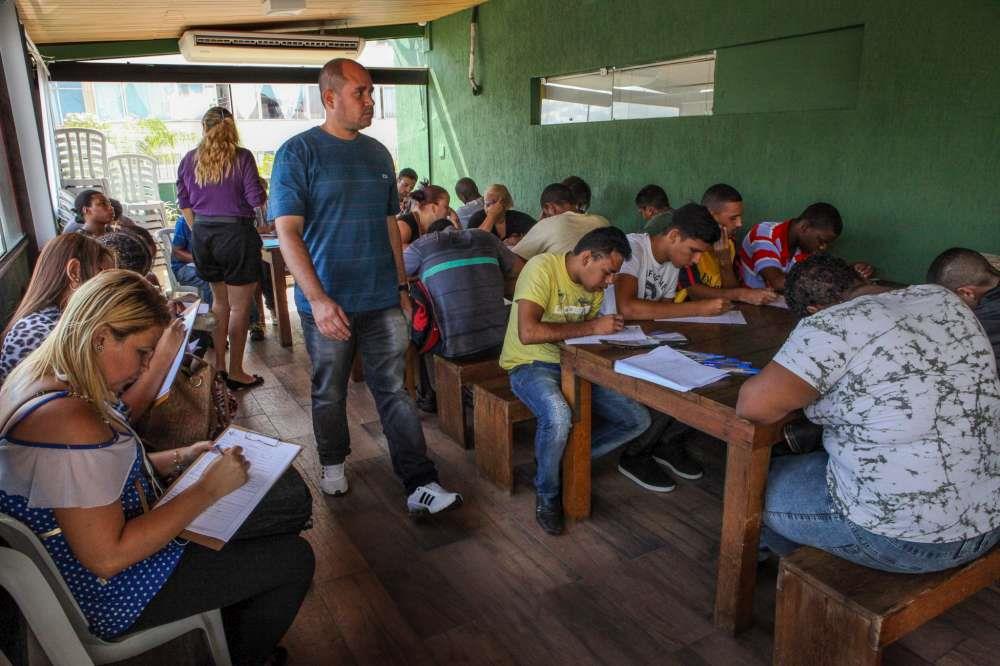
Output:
[201, 445, 250, 499]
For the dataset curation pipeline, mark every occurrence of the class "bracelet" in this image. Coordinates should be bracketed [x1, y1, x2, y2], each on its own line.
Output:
[172, 449, 185, 477]
[398, 283, 409, 292]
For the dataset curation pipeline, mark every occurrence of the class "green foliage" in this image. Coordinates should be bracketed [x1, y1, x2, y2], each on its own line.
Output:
[137, 119, 178, 155]
[62, 114, 110, 133]
[258, 152, 275, 179]
[162, 200, 181, 225]
[62, 115, 195, 160]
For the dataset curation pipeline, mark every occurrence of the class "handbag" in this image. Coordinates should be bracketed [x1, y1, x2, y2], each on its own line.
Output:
[135, 354, 235, 451]
[231, 466, 314, 539]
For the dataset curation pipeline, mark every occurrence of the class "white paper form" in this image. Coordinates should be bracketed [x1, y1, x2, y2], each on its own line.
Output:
[766, 296, 790, 309]
[655, 310, 748, 325]
[614, 345, 729, 392]
[155, 300, 201, 401]
[565, 324, 650, 345]
[156, 427, 300, 545]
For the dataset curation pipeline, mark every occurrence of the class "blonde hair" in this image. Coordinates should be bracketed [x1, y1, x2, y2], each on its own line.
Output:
[487, 184, 514, 209]
[4, 270, 171, 422]
[194, 106, 239, 187]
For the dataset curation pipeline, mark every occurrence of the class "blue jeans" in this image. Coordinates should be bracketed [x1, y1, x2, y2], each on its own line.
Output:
[762, 452, 1000, 573]
[174, 263, 213, 306]
[301, 307, 437, 494]
[509, 361, 651, 501]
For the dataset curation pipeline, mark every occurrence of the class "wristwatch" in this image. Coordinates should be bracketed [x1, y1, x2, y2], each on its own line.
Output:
[398, 283, 408, 292]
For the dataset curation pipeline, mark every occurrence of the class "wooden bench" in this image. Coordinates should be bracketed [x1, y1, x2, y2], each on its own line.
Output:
[472, 375, 533, 492]
[774, 545, 1000, 665]
[435, 355, 504, 449]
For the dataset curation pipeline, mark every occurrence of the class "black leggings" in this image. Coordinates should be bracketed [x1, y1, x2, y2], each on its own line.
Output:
[132, 535, 314, 665]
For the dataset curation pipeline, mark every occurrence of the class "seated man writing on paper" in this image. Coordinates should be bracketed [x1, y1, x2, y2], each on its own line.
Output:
[0, 270, 314, 664]
[604, 203, 731, 319]
[604, 203, 732, 490]
[501, 227, 651, 536]
[738, 202, 874, 292]
[676, 184, 777, 306]
[736, 254, 1000, 572]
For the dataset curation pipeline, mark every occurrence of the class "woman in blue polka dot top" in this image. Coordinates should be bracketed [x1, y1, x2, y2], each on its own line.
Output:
[0, 270, 313, 665]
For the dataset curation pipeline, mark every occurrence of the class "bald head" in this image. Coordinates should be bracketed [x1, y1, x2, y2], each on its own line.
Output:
[928, 248, 999, 290]
[318, 58, 375, 137]
[319, 58, 368, 94]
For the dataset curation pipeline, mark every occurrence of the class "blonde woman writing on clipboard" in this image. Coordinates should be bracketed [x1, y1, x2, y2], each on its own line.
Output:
[0, 270, 313, 665]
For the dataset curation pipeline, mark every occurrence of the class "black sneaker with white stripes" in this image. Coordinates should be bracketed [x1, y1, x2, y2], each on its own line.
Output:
[618, 454, 677, 492]
[406, 482, 463, 516]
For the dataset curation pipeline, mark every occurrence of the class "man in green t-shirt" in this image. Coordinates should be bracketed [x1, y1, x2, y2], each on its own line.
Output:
[501, 227, 652, 535]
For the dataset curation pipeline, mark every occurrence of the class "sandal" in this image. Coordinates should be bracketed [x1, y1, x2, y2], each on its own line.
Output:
[225, 374, 264, 391]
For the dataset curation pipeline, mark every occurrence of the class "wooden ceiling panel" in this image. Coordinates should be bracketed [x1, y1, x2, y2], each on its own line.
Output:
[16, 0, 483, 44]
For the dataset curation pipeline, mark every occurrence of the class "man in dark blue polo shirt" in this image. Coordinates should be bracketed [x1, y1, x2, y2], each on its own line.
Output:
[270, 58, 461, 516]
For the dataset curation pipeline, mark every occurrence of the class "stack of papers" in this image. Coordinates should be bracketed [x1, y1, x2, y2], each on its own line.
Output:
[614, 345, 730, 392]
[649, 331, 688, 343]
[566, 325, 649, 346]
[655, 311, 747, 325]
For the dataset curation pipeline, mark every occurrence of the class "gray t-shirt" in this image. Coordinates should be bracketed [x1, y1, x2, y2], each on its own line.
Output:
[773, 284, 1000, 543]
[404, 228, 516, 358]
[455, 197, 484, 229]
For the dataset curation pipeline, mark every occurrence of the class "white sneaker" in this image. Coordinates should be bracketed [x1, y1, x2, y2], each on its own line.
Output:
[406, 482, 462, 516]
[320, 464, 349, 496]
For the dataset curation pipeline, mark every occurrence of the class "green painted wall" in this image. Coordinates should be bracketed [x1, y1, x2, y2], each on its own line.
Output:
[404, 0, 1000, 284]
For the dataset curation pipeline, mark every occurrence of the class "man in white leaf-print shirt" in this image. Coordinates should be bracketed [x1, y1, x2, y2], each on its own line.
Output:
[737, 254, 1000, 574]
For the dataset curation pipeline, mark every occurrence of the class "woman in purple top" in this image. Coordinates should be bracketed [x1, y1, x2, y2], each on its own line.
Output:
[177, 107, 266, 389]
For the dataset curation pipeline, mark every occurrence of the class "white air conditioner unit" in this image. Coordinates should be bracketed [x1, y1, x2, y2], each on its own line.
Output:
[179, 30, 364, 65]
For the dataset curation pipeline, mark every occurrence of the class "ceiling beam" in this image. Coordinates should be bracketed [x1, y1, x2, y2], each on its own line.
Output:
[36, 24, 425, 61]
[47, 61, 428, 86]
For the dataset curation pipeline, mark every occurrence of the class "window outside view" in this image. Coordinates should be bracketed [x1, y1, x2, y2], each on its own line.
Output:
[48, 40, 423, 202]
[540, 53, 716, 125]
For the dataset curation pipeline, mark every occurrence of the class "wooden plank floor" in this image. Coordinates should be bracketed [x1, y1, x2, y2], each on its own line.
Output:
[130, 299, 1000, 666]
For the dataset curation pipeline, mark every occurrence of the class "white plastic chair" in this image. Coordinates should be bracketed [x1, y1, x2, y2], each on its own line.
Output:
[107, 154, 160, 206]
[157, 227, 199, 300]
[124, 201, 168, 234]
[54, 128, 107, 181]
[0, 514, 231, 666]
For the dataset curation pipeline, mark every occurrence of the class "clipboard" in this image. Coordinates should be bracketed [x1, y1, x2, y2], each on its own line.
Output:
[153, 299, 201, 406]
[154, 425, 301, 550]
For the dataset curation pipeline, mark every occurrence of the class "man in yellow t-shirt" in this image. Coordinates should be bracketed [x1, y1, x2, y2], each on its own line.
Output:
[501, 228, 651, 536]
[677, 184, 778, 305]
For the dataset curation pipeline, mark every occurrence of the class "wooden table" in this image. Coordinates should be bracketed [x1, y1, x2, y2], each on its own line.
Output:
[260, 238, 293, 347]
[559, 304, 798, 634]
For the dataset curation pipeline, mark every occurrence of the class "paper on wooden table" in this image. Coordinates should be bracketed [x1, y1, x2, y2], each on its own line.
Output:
[566, 324, 649, 345]
[655, 310, 747, 325]
[614, 345, 730, 392]
[766, 296, 789, 309]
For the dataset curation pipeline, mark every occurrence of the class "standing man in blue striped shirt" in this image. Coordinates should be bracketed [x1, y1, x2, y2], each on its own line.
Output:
[270, 58, 462, 516]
